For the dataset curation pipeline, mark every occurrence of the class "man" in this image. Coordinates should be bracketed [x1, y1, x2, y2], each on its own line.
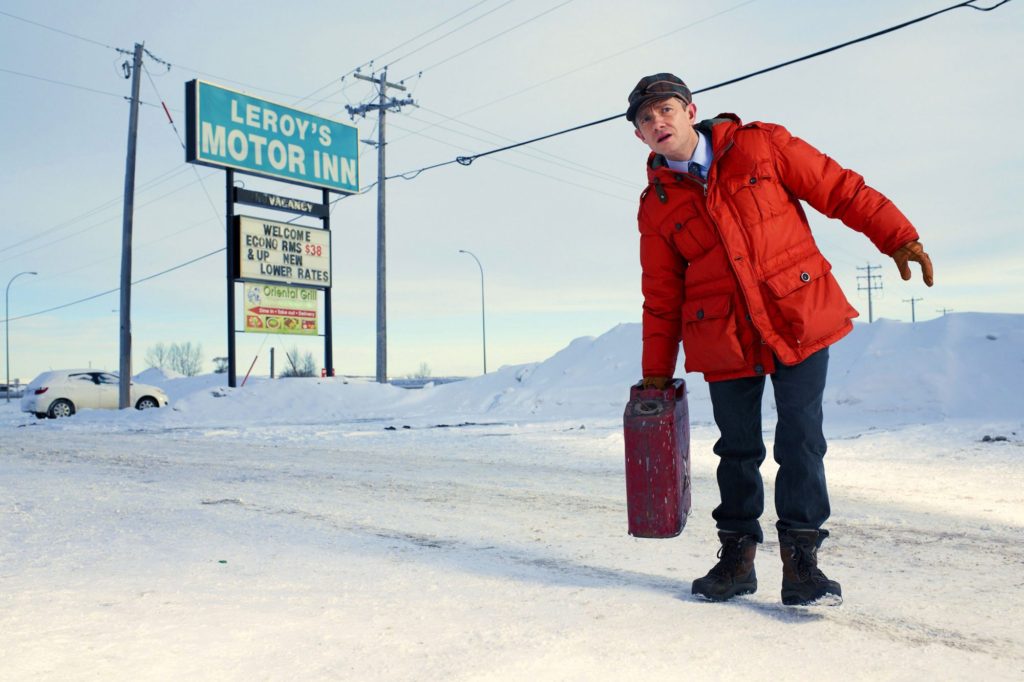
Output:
[628, 73, 933, 605]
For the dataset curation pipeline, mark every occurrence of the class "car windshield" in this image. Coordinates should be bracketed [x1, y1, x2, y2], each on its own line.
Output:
[96, 373, 119, 385]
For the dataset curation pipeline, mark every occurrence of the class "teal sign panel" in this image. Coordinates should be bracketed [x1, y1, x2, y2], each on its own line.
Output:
[185, 80, 359, 193]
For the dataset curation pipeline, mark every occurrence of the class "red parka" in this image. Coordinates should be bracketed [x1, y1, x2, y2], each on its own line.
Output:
[639, 115, 919, 382]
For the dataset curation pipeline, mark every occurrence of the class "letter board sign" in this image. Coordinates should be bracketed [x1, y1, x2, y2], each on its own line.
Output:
[235, 216, 331, 287]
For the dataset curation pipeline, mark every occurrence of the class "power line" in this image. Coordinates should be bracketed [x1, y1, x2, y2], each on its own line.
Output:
[1, 52, 220, 259]
[385, 0, 519, 70]
[163, 62, 339, 103]
[0, 9, 120, 50]
[148, 1, 539, 113]
[378, 0, 508, 71]
[388, 0, 1013, 178]
[140, 47, 172, 72]
[3, 55, 216, 259]
[0, 167, 190, 256]
[386, 120, 634, 202]
[28, 217, 220, 286]
[142, 63, 186, 147]
[404, 105, 636, 188]
[681, 0, 1013, 96]
[0, 164, 194, 256]
[331, 0, 561, 108]
[0, 66, 160, 106]
[281, 0, 511, 110]
[0, 169, 219, 265]
[142, 61, 224, 230]
[2, 248, 224, 324]
[434, 0, 760, 122]
[397, 110, 620, 178]
[0, 8, 337, 105]
[397, 0, 575, 81]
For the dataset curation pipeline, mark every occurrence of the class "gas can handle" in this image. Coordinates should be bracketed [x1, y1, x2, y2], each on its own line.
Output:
[632, 378, 686, 400]
[633, 400, 663, 416]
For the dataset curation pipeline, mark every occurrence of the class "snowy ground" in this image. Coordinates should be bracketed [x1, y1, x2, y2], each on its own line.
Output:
[2, 315, 1023, 681]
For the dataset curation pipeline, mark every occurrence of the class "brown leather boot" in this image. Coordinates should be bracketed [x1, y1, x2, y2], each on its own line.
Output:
[691, 531, 758, 601]
[779, 529, 842, 606]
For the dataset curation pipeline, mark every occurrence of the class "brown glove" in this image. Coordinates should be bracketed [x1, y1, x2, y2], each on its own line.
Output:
[642, 376, 670, 390]
[891, 240, 934, 287]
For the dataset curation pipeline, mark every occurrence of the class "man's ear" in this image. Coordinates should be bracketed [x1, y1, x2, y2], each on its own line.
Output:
[686, 102, 698, 124]
[634, 128, 646, 143]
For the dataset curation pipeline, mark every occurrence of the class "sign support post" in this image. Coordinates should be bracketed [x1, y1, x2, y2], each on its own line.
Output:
[322, 188, 333, 376]
[226, 169, 237, 387]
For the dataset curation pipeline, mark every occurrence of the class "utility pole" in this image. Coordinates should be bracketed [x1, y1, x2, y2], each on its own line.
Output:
[346, 70, 415, 383]
[903, 297, 923, 323]
[119, 42, 144, 409]
[856, 263, 883, 323]
[936, 307, 954, 316]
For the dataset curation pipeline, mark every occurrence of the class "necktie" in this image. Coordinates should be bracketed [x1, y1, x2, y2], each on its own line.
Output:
[688, 161, 705, 179]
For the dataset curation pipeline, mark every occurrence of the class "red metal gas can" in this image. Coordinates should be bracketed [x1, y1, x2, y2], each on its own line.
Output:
[623, 379, 691, 538]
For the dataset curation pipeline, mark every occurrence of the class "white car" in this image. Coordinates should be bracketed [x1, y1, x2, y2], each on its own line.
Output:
[21, 370, 170, 418]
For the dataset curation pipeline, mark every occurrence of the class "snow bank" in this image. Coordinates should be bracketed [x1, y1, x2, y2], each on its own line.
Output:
[134, 366, 184, 383]
[826, 313, 1024, 423]
[11, 312, 1021, 432]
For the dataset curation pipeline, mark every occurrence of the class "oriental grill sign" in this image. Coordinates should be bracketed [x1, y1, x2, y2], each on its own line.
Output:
[235, 216, 331, 287]
[244, 283, 318, 336]
[185, 80, 359, 193]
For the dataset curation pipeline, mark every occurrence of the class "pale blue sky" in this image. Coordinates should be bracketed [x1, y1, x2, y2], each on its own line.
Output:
[1, 0, 1021, 382]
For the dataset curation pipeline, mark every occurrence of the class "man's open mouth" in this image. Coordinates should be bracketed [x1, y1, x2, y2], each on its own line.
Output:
[657, 133, 672, 143]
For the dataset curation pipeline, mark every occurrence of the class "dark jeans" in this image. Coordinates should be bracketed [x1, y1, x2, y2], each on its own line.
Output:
[707, 348, 830, 543]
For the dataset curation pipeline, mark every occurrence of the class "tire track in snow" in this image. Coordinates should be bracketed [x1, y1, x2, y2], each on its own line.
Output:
[222, 496, 1023, 663]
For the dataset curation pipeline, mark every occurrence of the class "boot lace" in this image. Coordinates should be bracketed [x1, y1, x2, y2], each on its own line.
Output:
[709, 537, 747, 578]
[788, 540, 828, 583]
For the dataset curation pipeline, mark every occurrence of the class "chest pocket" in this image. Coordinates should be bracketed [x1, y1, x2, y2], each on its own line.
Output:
[663, 205, 717, 262]
[668, 217, 706, 261]
[724, 162, 787, 224]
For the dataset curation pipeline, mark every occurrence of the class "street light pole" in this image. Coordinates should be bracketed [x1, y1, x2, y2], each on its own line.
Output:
[458, 250, 487, 375]
[5, 271, 38, 403]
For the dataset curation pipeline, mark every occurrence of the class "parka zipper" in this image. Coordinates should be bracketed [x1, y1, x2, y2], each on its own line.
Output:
[688, 139, 763, 321]
[700, 139, 771, 363]
[700, 140, 756, 263]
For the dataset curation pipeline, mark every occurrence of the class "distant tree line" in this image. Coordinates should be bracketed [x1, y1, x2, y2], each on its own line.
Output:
[281, 346, 316, 377]
[144, 343, 321, 378]
[145, 342, 203, 376]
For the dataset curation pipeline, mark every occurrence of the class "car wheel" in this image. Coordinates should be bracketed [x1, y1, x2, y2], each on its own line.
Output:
[136, 396, 160, 410]
[47, 399, 75, 418]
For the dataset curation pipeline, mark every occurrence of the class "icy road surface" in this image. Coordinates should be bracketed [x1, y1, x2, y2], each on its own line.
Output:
[3, 412, 1023, 681]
